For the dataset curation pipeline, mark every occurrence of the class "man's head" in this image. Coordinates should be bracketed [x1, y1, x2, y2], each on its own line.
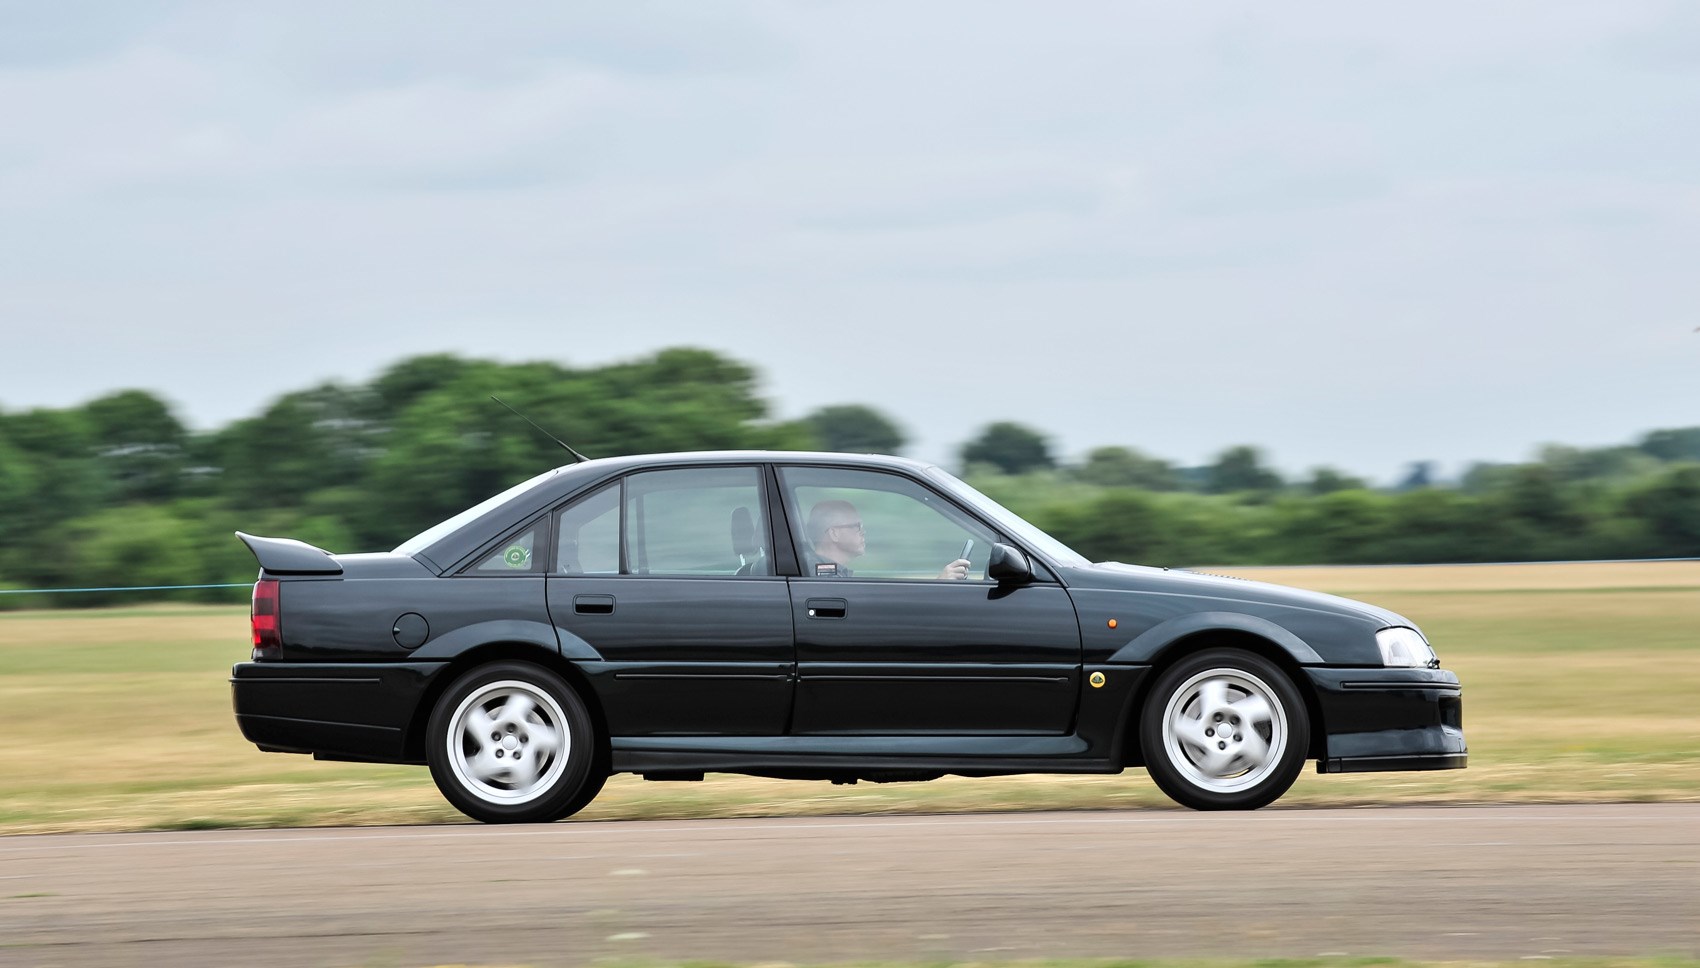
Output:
[806, 499, 865, 562]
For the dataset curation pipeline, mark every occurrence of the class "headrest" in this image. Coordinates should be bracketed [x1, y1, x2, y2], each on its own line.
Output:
[730, 506, 760, 556]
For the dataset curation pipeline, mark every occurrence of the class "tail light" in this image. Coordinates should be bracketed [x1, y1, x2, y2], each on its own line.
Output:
[251, 579, 281, 659]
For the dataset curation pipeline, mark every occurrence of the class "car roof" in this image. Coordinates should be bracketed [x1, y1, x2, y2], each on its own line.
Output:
[558, 450, 933, 474]
[409, 450, 936, 573]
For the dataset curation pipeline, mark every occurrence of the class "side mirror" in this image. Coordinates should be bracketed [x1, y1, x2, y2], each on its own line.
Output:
[986, 543, 1033, 584]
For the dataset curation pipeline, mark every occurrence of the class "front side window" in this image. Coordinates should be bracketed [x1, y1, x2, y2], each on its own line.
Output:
[624, 466, 769, 577]
[779, 466, 997, 580]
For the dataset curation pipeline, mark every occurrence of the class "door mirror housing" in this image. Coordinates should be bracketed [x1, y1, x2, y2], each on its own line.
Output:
[986, 542, 1033, 584]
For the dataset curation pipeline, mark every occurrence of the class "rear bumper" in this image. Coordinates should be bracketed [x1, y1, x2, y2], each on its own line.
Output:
[1305, 666, 1467, 773]
[230, 661, 442, 764]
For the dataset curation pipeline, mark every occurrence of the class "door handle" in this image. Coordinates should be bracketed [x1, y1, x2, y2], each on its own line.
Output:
[574, 594, 615, 615]
[805, 598, 847, 619]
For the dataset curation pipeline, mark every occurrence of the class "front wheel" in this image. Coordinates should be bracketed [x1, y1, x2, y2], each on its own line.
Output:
[426, 661, 600, 823]
[1139, 649, 1310, 810]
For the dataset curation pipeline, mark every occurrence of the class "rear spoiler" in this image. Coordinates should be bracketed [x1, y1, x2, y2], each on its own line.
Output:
[235, 532, 344, 576]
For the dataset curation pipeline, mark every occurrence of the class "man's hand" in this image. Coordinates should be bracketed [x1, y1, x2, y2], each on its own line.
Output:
[938, 558, 971, 580]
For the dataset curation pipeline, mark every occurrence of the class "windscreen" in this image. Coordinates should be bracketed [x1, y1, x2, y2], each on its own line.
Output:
[923, 465, 1090, 568]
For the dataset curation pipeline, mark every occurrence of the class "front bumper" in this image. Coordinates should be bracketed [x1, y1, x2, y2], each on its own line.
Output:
[230, 661, 443, 763]
[1305, 666, 1467, 774]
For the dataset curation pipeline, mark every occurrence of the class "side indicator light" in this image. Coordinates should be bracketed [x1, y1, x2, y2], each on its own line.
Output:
[1107, 618, 1118, 629]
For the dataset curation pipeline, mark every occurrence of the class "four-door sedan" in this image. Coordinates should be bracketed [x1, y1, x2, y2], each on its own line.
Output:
[231, 451, 1465, 822]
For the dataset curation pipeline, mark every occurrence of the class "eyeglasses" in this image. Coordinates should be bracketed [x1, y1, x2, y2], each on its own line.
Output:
[829, 522, 866, 535]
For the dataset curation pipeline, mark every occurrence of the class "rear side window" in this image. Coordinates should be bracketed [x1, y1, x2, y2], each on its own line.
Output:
[473, 524, 541, 573]
[624, 467, 769, 576]
[556, 483, 620, 575]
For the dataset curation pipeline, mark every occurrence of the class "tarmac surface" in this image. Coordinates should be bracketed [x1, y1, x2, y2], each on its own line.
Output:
[1, 803, 1697, 967]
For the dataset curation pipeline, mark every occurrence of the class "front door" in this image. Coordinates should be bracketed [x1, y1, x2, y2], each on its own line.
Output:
[777, 466, 1081, 735]
[545, 466, 793, 737]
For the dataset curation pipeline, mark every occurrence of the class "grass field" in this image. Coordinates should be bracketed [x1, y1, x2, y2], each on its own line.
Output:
[326, 962, 1700, 968]
[0, 560, 1696, 834]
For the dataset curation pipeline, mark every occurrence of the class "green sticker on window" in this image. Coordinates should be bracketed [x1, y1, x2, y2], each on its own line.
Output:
[503, 545, 530, 568]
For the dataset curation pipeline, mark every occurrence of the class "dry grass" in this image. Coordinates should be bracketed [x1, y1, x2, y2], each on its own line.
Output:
[1, 562, 1697, 834]
[1215, 559, 1700, 593]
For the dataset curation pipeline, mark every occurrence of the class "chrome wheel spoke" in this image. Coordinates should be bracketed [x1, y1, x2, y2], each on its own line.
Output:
[527, 722, 562, 759]
[497, 693, 536, 727]
[1197, 679, 1230, 719]
[1193, 742, 1237, 777]
[467, 747, 509, 784]
[1172, 712, 1213, 754]
[465, 705, 497, 741]
[1229, 693, 1273, 728]
[1238, 723, 1271, 766]
[506, 749, 542, 788]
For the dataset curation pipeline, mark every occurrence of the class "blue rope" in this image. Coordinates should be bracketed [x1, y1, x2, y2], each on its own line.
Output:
[0, 583, 250, 595]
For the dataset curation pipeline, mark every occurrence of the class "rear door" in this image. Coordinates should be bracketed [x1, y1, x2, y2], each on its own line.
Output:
[777, 465, 1082, 735]
[545, 465, 794, 737]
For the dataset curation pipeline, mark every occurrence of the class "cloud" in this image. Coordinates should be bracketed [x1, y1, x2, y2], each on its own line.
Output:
[1, 1, 1697, 482]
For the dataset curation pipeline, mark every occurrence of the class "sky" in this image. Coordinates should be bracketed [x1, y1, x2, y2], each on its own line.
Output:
[1, 1, 1696, 483]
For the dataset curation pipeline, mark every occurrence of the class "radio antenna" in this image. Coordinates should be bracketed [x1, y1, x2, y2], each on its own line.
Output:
[490, 395, 590, 463]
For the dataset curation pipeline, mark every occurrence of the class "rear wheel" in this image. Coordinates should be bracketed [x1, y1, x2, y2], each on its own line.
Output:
[426, 661, 601, 823]
[1139, 648, 1309, 810]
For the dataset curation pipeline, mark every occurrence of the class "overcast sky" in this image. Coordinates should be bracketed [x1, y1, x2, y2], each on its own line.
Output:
[1, 1, 1696, 482]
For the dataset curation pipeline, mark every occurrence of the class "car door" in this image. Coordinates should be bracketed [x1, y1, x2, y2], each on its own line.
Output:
[545, 465, 794, 737]
[777, 465, 1082, 735]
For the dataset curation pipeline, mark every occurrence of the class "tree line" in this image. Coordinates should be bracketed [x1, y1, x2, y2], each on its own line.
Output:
[1, 348, 1695, 607]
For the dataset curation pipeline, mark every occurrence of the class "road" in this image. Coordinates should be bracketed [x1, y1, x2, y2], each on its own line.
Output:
[2, 804, 1697, 967]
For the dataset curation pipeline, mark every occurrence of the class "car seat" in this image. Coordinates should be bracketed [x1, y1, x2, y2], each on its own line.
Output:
[730, 507, 767, 576]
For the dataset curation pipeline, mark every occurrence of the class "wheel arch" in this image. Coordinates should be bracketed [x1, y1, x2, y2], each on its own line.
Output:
[404, 642, 609, 765]
[1118, 628, 1327, 767]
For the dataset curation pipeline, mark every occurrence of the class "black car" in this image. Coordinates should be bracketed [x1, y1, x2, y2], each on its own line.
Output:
[231, 451, 1465, 822]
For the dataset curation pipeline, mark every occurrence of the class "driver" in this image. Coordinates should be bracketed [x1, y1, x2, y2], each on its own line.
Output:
[805, 499, 970, 580]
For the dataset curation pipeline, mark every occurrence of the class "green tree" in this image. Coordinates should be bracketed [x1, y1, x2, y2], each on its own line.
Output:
[81, 390, 189, 502]
[1204, 446, 1283, 495]
[364, 348, 795, 546]
[1459, 462, 1518, 494]
[371, 354, 479, 419]
[1043, 490, 1164, 563]
[1500, 466, 1579, 529]
[1538, 444, 1658, 483]
[1075, 446, 1180, 490]
[1397, 461, 1437, 491]
[212, 384, 379, 509]
[1626, 465, 1700, 556]
[802, 405, 906, 454]
[1305, 467, 1366, 495]
[0, 408, 107, 571]
[1638, 428, 1700, 463]
[0, 430, 37, 550]
[1381, 489, 1498, 563]
[54, 505, 200, 606]
[1269, 489, 1393, 563]
[961, 422, 1054, 475]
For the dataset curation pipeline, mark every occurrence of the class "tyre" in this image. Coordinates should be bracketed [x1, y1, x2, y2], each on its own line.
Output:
[1138, 648, 1310, 810]
[426, 661, 601, 823]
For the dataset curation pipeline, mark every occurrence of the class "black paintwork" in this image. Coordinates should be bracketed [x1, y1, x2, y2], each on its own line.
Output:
[231, 450, 1467, 782]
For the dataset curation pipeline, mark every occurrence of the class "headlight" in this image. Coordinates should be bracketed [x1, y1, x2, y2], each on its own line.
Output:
[1376, 627, 1437, 668]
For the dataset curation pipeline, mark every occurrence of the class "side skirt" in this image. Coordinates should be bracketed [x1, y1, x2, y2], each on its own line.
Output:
[610, 734, 1121, 778]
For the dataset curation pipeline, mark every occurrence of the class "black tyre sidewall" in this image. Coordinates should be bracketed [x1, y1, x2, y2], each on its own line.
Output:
[545, 764, 609, 822]
[426, 661, 598, 824]
[1139, 648, 1310, 811]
